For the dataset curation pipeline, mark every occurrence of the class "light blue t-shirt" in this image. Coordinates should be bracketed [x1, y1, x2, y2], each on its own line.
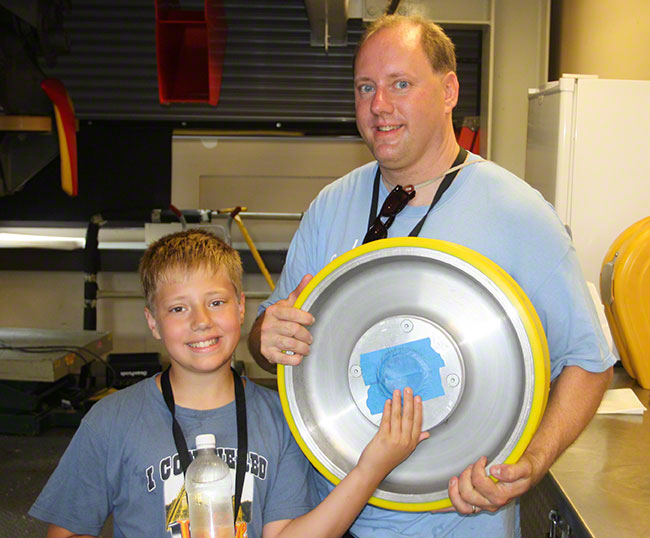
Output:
[261, 155, 615, 537]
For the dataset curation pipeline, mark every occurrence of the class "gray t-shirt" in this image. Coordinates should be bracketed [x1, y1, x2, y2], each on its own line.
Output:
[29, 375, 315, 537]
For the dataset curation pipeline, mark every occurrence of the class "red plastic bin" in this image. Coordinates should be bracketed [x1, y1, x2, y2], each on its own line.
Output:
[155, 0, 226, 105]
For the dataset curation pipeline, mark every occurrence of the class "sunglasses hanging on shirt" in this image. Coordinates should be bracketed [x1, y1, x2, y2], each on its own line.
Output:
[363, 147, 468, 244]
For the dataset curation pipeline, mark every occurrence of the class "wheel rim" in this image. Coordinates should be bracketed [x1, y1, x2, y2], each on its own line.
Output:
[278, 237, 550, 511]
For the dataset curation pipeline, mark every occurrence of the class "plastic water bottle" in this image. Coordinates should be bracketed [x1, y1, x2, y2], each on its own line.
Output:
[185, 434, 235, 538]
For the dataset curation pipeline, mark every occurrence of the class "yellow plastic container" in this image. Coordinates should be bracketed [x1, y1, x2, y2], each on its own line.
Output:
[600, 216, 650, 388]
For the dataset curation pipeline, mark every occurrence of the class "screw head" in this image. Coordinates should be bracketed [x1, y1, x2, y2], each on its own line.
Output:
[350, 365, 362, 378]
[447, 374, 460, 387]
[400, 319, 413, 332]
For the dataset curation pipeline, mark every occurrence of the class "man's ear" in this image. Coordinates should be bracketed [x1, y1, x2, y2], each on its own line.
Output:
[238, 293, 246, 325]
[144, 307, 162, 340]
[442, 71, 459, 113]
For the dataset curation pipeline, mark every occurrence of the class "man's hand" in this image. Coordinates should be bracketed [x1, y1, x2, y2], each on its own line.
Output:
[447, 453, 542, 514]
[357, 388, 429, 481]
[447, 365, 612, 515]
[249, 275, 315, 371]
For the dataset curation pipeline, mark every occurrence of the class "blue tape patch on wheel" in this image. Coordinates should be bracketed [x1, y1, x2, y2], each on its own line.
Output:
[360, 338, 446, 414]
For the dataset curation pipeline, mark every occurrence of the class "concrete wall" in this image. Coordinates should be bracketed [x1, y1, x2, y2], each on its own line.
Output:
[0, 139, 374, 383]
[171, 136, 375, 380]
[2, 1, 557, 382]
[550, 0, 650, 80]
[491, 0, 550, 177]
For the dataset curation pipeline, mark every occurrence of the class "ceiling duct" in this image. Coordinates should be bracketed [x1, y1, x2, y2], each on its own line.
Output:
[304, 0, 349, 49]
[303, 0, 408, 49]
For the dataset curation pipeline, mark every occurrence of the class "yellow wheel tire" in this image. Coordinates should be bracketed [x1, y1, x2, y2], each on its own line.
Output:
[279, 237, 550, 511]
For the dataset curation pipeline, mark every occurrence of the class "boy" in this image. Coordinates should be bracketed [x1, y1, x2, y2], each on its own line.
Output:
[30, 229, 428, 538]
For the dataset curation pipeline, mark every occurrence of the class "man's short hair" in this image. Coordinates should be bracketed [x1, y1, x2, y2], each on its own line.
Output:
[139, 228, 243, 310]
[355, 14, 457, 74]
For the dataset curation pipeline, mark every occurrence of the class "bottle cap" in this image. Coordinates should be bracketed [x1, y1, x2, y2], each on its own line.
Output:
[195, 433, 216, 449]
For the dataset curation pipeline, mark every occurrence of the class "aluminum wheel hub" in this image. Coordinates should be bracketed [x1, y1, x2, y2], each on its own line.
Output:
[278, 238, 549, 511]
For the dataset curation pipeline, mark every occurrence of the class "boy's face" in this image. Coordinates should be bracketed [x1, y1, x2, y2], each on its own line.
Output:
[144, 267, 245, 377]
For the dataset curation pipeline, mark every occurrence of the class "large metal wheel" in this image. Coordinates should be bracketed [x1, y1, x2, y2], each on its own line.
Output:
[278, 238, 550, 511]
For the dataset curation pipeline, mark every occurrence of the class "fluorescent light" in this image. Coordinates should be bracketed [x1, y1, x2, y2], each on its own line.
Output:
[0, 233, 85, 250]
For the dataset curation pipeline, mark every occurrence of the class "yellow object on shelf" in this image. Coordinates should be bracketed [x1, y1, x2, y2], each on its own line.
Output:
[40, 78, 78, 196]
[600, 216, 650, 388]
[0, 115, 52, 132]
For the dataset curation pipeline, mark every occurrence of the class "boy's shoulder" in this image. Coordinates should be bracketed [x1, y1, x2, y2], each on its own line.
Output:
[96, 374, 156, 405]
[83, 375, 158, 428]
[244, 379, 289, 423]
[90, 375, 286, 428]
[245, 378, 281, 406]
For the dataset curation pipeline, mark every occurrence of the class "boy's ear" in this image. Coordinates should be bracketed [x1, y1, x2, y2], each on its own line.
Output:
[144, 307, 162, 340]
[238, 293, 245, 325]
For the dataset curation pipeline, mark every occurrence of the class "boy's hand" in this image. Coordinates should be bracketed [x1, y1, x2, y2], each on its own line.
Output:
[357, 388, 429, 481]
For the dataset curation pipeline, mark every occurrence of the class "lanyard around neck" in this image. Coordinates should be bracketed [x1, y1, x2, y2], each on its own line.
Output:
[367, 147, 468, 238]
[161, 366, 248, 523]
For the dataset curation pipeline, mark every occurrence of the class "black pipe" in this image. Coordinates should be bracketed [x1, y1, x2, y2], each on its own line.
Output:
[83, 215, 102, 330]
[386, 0, 401, 15]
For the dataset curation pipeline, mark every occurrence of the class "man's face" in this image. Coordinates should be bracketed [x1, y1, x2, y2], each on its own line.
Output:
[354, 24, 458, 176]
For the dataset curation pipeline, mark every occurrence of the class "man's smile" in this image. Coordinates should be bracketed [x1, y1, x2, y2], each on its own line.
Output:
[377, 124, 403, 132]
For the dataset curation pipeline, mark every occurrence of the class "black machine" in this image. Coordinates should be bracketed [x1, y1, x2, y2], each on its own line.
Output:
[106, 352, 161, 389]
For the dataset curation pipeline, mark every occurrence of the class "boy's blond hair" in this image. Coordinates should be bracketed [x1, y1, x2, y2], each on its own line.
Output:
[139, 229, 243, 311]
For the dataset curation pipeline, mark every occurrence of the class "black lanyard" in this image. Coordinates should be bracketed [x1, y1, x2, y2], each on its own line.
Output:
[161, 366, 248, 523]
[367, 147, 468, 237]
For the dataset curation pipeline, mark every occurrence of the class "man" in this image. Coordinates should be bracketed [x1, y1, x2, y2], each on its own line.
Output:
[249, 14, 614, 537]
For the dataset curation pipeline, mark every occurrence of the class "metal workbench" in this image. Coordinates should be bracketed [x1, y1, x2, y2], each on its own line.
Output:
[0, 327, 113, 434]
[522, 365, 650, 537]
[0, 327, 112, 382]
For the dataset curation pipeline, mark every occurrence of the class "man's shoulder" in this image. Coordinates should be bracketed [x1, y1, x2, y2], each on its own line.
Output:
[340, 160, 378, 181]
[463, 157, 552, 211]
[466, 156, 523, 185]
[465, 156, 535, 193]
[306, 160, 377, 216]
[317, 160, 377, 197]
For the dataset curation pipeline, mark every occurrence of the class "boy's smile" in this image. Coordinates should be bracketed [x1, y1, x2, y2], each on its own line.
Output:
[187, 337, 220, 349]
[145, 267, 245, 377]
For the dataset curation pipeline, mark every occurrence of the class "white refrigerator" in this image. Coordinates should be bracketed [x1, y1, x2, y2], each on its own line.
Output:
[525, 74, 650, 291]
